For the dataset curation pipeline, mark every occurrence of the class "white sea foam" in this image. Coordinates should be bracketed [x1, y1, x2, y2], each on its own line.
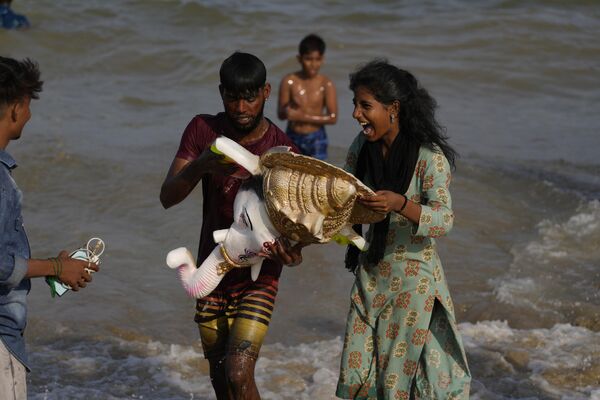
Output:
[532, 200, 600, 258]
[492, 200, 600, 319]
[28, 320, 600, 399]
[460, 320, 600, 399]
[493, 277, 540, 310]
[255, 339, 342, 400]
[29, 332, 343, 400]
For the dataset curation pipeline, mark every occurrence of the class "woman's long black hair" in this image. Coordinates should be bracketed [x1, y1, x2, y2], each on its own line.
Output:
[345, 59, 458, 272]
[350, 59, 457, 169]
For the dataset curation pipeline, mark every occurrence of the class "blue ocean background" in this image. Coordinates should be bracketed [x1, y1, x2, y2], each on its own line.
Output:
[1, 1, 599, 398]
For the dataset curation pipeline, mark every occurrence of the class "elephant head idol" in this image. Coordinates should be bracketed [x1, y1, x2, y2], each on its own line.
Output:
[166, 137, 385, 299]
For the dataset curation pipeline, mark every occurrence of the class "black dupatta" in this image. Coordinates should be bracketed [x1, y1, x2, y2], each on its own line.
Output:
[345, 133, 420, 272]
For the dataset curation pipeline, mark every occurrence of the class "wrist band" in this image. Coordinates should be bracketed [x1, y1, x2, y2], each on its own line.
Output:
[56, 258, 63, 279]
[49, 257, 57, 277]
[49, 257, 60, 278]
[49, 257, 63, 279]
[399, 195, 408, 213]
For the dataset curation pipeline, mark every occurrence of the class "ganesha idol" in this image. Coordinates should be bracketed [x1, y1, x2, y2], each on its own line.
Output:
[166, 137, 385, 299]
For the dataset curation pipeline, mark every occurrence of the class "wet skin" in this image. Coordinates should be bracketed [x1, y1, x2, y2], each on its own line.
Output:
[220, 85, 270, 137]
[277, 50, 337, 134]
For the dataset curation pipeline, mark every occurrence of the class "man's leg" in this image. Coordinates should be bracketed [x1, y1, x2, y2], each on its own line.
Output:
[209, 356, 231, 400]
[225, 319, 268, 399]
[226, 353, 260, 399]
[196, 290, 231, 400]
[225, 281, 277, 400]
[198, 316, 230, 400]
[0, 340, 26, 400]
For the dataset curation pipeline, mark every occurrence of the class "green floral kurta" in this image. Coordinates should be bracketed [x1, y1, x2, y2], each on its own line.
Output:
[336, 135, 471, 400]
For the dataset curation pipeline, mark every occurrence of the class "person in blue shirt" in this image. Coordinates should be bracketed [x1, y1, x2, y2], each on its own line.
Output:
[0, 57, 99, 399]
[1, 0, 29, 30]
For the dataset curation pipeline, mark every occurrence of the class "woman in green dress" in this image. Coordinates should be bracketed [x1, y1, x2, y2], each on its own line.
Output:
[336, 60, 471, 399]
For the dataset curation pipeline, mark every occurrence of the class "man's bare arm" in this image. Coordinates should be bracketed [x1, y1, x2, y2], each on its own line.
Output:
[160, 157, 197, 209]
[27, 254, 99, 291]
[160, 149, 238, 209]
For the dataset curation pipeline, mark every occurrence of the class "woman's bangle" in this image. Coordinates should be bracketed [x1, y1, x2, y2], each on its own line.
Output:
[399, 195, 408, 213]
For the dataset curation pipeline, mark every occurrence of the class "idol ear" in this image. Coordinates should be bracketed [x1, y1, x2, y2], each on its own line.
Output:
[331, 225, 367, 251]
[213, 229, 228, 244]
[213, 136, 261, 175]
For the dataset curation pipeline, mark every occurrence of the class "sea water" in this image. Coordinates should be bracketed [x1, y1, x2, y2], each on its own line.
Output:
[1, 0, 599, 398]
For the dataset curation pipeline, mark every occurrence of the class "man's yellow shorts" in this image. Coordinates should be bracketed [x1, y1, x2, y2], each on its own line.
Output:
[195, 278, 278, 360]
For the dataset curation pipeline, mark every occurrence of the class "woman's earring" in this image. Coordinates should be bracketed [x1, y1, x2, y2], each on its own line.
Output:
[390, 114, 395, 123]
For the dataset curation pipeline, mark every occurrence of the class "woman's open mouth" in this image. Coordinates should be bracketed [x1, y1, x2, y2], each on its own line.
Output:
[360, 122, 375, 138]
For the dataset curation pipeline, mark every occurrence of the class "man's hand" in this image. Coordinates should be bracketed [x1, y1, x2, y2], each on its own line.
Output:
[160, 147, 240, 209]
[196, 147, 239, 177]
[261, 237, 305, 267]
[56, 251, 99, 291]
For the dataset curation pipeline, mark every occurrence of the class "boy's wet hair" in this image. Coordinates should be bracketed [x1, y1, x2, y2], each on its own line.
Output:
[299, 34, 325, 56]
[0, 57, 43, 111]
[219, 52, 266, 98]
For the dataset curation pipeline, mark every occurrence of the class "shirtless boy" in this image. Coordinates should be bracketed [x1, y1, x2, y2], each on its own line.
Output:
[278, 33, 337, 160]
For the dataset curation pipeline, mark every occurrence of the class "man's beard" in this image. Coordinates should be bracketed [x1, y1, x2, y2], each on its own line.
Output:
[226, 102, 265, 133]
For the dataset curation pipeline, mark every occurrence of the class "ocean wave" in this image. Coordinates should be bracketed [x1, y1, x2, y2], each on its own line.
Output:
[28, 325, 342, 400]
[27, 320, 600, 399]
[493, 200, 600, 330]
[461, 320, 600, 399]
